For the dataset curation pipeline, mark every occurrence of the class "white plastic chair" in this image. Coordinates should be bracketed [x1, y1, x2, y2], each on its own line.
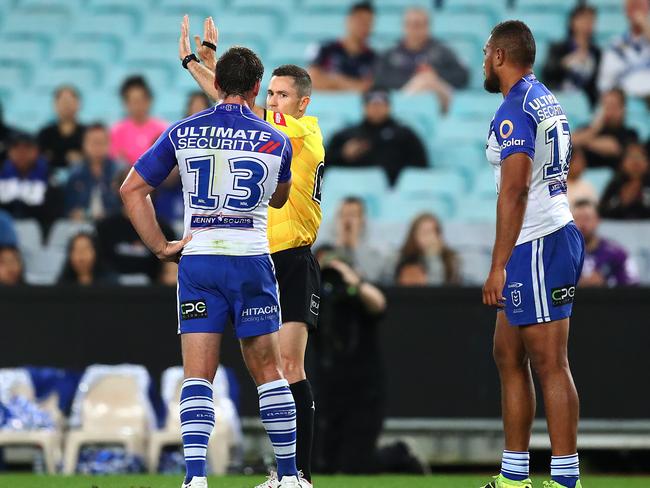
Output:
[148, 367, 240, 474]
[63, 364, 155, 474]
[0, 368, 63, 474]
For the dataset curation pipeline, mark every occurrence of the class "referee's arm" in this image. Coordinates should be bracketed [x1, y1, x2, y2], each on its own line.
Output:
[179, 15, 220, 102]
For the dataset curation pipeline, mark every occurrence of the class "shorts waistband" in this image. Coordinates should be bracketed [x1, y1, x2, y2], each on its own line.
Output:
[271, 245, 312, 258]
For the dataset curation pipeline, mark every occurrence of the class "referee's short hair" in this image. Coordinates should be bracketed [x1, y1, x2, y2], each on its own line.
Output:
[272, 64, 312, 97]
[216, 46, 264, 98]
[490, 20, 536, 68]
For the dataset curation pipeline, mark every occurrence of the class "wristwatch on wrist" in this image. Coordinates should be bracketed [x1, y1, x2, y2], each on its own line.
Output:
[182, 53, 198, 69]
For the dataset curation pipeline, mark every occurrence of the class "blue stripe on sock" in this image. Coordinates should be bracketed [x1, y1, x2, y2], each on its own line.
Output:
[180, 379, 214, 483]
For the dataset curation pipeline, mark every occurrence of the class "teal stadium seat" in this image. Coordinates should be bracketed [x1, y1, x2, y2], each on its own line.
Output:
[395, 167, 468, 204]
[301, 0, 355, 14]
[372, 0, 432, 13]
[72, 12, 136, 52]
[445, 36, 484, 89]
[4, 93, 54, 132]
[289, 13, 345, 43]
[627, 98, 650, 140]
[454, 195, 497, 223]
[265, 40, 311, 70]
[313, 114, 347, 145]
[556, 92, 592, 128]
[0, 65, 29, 96]
[34, 64, 101, 93]
[471, 167, 499, 199]
[321, 167, 389, 220]
[2, 10, 69, 43]
[440, 0, 507, 26]
[308, 92, 363, 125]
[450, 91, 501, 119]
[158, 0, 217, 19]
[86, 0, 148, 29]
[0, 38, 44, 78]
[372, 12, 403, 45]
[435, 144, 487, 176]
[596, 9, 626, 45]
[230, 0, 292, 21]
[381, 192, 455, 222]
[515, 0, 573, 15]
[583, 167, 614, 198]
[433, 117, 490, 155]
[16, 0, 83, 13]
[79, 90, 123, 126]
[433, 12, 493, 47]
[50, 39, 118, 65]
[509, 12, 565, 46]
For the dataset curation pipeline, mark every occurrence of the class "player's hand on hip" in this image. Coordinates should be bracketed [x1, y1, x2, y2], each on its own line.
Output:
[179, 14, 193, 61]
[482, 267, 506, 308]
[156, 234, 192, 263]
[194, 16, 218, 69]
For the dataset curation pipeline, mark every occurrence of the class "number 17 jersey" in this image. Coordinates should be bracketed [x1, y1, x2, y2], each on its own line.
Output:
[134, 103, 292, 256]
[486, 73, 573, 246]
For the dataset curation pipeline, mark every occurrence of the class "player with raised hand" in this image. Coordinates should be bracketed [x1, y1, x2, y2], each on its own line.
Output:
[121, 46, 302, 488]
[179, 16, 324, 488]
[480, 21, 585, 488]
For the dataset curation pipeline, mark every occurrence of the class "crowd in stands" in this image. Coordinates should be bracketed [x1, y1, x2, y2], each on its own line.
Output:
[0, 0, 649, 289]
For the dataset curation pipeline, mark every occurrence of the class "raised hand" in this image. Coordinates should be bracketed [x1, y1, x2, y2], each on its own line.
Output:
[195, 16, 218, 70]
[179, 14, 193, 61]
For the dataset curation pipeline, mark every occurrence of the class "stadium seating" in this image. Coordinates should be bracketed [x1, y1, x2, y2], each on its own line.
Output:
[321, 166, 389, 220]
[583, 167, 614, 197]
[64, 365, 156, 474]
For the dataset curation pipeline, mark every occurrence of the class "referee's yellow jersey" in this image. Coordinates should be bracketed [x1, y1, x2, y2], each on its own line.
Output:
[264, 110, 325, 254]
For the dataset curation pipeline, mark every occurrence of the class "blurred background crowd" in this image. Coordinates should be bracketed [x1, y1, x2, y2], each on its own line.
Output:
[1, 0, 649, 290]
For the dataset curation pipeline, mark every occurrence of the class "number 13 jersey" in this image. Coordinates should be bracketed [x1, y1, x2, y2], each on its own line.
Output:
[134, 103, 292, 256]
[486, 73, 574, 246]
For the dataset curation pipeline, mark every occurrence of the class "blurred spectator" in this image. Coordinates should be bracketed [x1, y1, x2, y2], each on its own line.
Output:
[185, 91, 211, 116]
[600, 142, 650, 219]
[598, 0, 650, 98]
[311, 245, 386, 474]
[567, 146, 598, 206]
[37, 85, 85, 169]
[110, 76, 167, 165]
[542, 5, 601, 107]
[395, 257, 428, 286]
[0, 245, 24, 286]
[308, 1, 376, 92]
[573, 199, 639, 286]
[327, 197, 385, 283]
[572, 88, 638, 169]
[159, 261, 178, 286]
[0, 132, 61, 229]
[394, 213, 461, 286]
[96, 171, 174, 282]
[0, 209, 17, 247]
[374, 8, 469, 113]
[326, 88, 427, 185]
[0, 102, 18, 162]
[58, 232, 116, 286]
[65, 123, 123, 221]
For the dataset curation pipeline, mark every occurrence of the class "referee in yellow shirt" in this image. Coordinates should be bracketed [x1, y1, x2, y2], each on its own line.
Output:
[179, 17, 324, 487]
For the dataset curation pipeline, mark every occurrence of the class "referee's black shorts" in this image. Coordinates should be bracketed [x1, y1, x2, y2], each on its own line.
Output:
[271, 245, 321, 330]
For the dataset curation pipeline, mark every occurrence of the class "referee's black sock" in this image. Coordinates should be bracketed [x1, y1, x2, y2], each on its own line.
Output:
[290, 379, 314, 482]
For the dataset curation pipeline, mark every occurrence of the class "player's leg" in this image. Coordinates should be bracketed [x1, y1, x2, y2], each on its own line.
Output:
[241, 332, 299, 483]
[488, 312, 535, 487]
[520, 319, 580, 487]
[177, 256, 228, 487]
[232, 254, 300, 485]
[272, 247, 320, 484]
[279, 322, 314, 482]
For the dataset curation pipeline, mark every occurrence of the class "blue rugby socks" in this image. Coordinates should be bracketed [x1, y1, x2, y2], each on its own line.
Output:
[551, 453, 580, 487]
[258, 379, 298, 480]
[180, 378, 215, 484]
[501, 450, 530, 481]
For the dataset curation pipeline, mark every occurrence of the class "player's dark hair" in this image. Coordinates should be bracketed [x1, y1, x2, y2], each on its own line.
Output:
[568, 4, 596, 38]
[54, 84, 80, 101]
[490, 20, 536, 68]
[120, 75, 153, 100]
[272, 64, 312, 97]
[349, 1, 374, 15]
[215, 46, 264, 98]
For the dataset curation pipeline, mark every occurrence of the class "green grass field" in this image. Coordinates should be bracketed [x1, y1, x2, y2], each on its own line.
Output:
[1, 475, 650, 488]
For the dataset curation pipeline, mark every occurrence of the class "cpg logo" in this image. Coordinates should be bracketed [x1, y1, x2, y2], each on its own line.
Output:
[511, 290, 522, 307]
[181, 299, 208, 320]
[551, 285, 575, 306]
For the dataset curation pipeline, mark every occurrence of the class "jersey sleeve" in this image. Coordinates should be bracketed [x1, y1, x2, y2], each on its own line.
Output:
[278, 135, 293, 183]
[133, 126, 177, 188]
[494, 102, 537, 162]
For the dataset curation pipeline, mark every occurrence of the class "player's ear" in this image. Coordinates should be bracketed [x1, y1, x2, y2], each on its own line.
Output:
[494, 47, 505, 67]
[299, 96, 310, 112]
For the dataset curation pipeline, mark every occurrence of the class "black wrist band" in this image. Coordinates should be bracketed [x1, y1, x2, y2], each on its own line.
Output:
[202, 41, 216, 51]
[182, 53, 198, 69]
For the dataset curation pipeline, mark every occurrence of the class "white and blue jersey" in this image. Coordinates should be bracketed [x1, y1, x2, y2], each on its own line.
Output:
[135, 103, 292, 337]
[486, 74, 585, 326]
